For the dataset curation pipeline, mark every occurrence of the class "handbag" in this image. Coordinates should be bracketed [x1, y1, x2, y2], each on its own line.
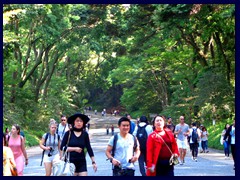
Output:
[53, 152, 75, 176]
[157, 132, 179, 166]
[52, 131, 75, 176]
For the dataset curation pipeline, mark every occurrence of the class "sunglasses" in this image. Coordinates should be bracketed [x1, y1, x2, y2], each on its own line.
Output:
[61, 119, 66, 121]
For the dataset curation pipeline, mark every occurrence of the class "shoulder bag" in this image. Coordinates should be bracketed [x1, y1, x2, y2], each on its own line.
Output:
[53, 131, 76, 176]
[157, 132, 179, 166]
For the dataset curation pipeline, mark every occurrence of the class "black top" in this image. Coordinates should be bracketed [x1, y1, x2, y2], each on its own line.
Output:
[60, 130, 94, 161]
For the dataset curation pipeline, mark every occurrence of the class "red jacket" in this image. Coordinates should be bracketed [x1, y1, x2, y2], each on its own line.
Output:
[146, 128, 179, 176]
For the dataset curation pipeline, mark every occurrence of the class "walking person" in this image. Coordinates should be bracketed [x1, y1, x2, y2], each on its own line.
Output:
[56, 114, 69, 141]
[189, 122, 201, 162]
[166, 116, 175, 134]
[199, 125, 203, 153]
[223, 119, 235, 170]
[8, 124, 28, 176]
[221, 124, 230, 159]
[133, 115, 153, 176]
[126, 114, 136, 134]
[111, 125, 115, 135]
[60, 112, 97, 176]
[39, 119, 61, 176]
[105, 116, 140, 176]
[3, 133, 18, 176]
[174, 115, 189, 165]
[201, 126, 209, 153]
[146, 115, 179, 176]
[106, 125, 109, 135]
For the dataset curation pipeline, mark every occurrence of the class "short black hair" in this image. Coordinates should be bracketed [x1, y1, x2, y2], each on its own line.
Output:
[192, 122, 196, 126]
[61, 114, 66, 118]
[118, 116, 130, 126]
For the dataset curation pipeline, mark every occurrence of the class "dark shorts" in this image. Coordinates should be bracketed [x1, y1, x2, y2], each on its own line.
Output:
[156, 159, 174, 176]
[71, 160, 87, 173]
[113, 166, 135, 176]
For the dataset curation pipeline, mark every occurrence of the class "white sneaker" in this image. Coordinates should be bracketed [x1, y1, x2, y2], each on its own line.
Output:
[195, 158, 198, 162]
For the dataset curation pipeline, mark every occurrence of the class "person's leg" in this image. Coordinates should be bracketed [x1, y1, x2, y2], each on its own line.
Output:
[190, 143, 194, 158]
[194, 143, 198, 160]
[177, 139, 184, 164]
[205, 140, 209, 152]
[44, 162, 52, 176]
[202, 141, 206, 152]
[226, 143, 230, 157]
[138, 153, 146, 176]
[77, 171, 87, 176]
[231, 144, 235, 168]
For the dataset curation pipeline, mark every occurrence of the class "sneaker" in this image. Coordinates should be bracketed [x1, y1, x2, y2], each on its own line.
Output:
[180, 162, 183, 165]
[200, 151, 203, 153]
[192, 156, 194, 160]
[195, 158, 198, 162]
[206, 150, 209, 153]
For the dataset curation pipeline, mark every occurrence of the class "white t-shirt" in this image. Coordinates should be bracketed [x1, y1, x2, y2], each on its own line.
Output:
[57, 123, 69, 140]
[108, 133, 138, 169]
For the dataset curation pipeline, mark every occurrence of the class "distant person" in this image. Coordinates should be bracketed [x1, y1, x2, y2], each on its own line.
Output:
[5, 128, 10, 142]
[146, 115, 179, 176]
[105, 116, 140, 176]
[126, 114, 136, 134]
[189, 122, 201, 162]
[223, 119, 235, 170]
[221, 124, 230, 159]
[8, 124, 28, 176]
[174, 116, 189, 165]
[133, 115, 153, 176]
[56, 114, 70, 141]
[94, 110, 97, 115]
[106, 125, 109, 135]
[201, 126, 209, 153]
[166, 116, 175, 134]
[111, 125, 115, 135]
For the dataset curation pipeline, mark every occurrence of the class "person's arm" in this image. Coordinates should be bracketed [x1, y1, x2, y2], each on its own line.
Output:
[105, 145, 121, 166]
[84, 132, 97, 172]
[20, 136, 28, 165]
[130, 137, 140, 163]
[146, 133, 155, 173]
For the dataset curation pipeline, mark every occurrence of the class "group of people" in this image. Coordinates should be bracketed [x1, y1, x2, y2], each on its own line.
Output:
[221, 120, 236, 170]
[39, 113, 97, 176]
[3, 112, 235, 176]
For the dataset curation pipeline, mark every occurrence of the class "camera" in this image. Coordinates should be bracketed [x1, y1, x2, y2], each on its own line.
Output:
[48, 147, 53, 157]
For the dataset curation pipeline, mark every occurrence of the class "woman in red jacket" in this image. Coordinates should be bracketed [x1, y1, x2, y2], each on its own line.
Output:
[146, 115, 179, 176]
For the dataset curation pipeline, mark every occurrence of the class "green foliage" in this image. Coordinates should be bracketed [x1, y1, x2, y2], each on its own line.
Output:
[3, 4, 235, 148]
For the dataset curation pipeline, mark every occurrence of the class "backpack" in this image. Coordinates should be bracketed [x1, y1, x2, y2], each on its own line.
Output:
[40, 133, 60, 166]
[129, 121, 136, 134]
[191, 128, 198, 143]
[111, 133, 137, 158]
[136, 124, 148, 153]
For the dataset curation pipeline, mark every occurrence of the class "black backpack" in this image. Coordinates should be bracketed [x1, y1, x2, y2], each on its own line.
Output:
[136, 124, 148, 153]
[191, 128, 198, 143]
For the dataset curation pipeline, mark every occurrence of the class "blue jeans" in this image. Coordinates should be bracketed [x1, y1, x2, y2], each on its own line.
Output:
[138, 152, 146, 176]
[202, 140, 208, 152]
[223, 141, 230, 157]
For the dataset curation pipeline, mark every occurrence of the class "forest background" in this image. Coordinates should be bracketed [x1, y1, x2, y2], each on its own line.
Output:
[3, 4, 235, 149]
